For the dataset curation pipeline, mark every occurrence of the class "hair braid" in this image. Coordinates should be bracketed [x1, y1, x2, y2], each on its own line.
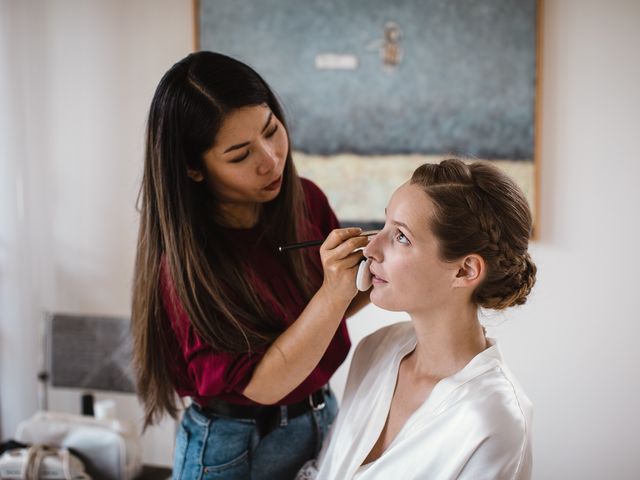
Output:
[411, 158, 537, 310]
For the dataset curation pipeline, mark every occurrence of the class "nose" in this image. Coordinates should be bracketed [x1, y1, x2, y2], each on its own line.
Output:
[256, 143, 279, 175]
[363, 231, 382, 262]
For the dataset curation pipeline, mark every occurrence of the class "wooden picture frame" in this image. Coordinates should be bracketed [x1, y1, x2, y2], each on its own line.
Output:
[194, 0, 542, 236]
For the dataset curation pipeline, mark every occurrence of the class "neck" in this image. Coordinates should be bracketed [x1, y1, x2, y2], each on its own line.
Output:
[215, 202, 261, 228]
[406, 301, 488, 380]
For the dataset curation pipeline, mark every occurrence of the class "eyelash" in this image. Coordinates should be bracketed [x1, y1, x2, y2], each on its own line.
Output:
[395, 230, 410, 244]
[230, 124, 279, 163]
[230, 152, 249, 163]
[265, 124, 278, 138]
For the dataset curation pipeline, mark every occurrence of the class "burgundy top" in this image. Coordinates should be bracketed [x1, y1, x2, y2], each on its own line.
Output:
[160, 178, 351, 406]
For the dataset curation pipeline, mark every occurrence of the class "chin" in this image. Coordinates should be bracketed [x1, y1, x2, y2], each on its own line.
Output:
[370, 290, 403, 312]
[258, 188, 281, 202]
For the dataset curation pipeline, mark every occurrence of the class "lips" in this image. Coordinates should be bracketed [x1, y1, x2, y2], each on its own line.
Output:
[369, 267, 388, 284]
[264, 175, 282, 191]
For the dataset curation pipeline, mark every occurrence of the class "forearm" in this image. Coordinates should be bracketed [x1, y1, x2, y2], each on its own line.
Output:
[345, 290, 371, 318]
[242, 286, 350, 404]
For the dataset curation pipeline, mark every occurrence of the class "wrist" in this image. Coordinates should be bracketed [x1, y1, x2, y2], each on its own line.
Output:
[316, 283, 352, 316]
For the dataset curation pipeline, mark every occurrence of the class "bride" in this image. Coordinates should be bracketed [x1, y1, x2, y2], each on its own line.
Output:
[302, 158, 535, 480]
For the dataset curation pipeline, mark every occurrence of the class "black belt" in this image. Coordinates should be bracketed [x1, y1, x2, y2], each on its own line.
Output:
[196, 385, 329, 438]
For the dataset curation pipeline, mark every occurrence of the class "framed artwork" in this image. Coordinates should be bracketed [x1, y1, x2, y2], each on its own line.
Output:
[195, 0, 541, 234]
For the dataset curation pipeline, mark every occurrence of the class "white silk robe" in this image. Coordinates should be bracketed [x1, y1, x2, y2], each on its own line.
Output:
[316, 322, 532, 480]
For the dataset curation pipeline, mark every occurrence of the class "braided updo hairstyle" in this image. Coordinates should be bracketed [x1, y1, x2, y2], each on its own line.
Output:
[410, 158, 536, 310]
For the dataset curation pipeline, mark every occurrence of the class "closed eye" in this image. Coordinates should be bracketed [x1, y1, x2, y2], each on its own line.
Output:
[230, 124, 278, 163]
[230, 150, 250, 163]
[265, 124, 278, 138]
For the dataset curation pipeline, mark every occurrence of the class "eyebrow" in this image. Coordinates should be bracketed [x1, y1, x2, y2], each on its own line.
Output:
[385, 208, 415, 237]
[223, 112, 273, 154]
[391, 220, 414, 237]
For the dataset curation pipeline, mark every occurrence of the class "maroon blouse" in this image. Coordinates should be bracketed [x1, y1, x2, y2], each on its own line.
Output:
[160, 178, 351, 406]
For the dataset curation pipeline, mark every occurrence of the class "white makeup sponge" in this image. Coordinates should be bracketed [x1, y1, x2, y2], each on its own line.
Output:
[356, 257, 373, 291]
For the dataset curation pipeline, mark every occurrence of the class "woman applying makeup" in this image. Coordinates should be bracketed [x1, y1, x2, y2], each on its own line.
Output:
[131, 51, 369, 479]
[309, 159, 536, 480]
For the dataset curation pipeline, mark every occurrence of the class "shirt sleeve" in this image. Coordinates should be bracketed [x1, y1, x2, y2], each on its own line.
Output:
[160, 261, 265, 400]
[456, 415, 532, 480]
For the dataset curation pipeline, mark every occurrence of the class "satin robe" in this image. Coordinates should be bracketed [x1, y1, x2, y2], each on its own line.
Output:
[317, 322, 532, 480]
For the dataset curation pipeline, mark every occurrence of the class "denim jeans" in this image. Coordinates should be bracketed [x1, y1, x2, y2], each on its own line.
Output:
[172, 389, 338, 480]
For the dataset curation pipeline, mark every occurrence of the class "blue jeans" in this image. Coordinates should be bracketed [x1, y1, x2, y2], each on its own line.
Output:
[172, 389, 338, 480]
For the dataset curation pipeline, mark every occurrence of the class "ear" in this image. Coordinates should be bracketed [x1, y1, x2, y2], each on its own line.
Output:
[452, 254, 485, 288]
[187, 168, 205, 182]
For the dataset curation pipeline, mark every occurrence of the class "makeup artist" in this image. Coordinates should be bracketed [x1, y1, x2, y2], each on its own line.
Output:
[131, 51, 370, 480]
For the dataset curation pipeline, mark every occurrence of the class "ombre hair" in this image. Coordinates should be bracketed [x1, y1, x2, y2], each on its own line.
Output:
[132, 52, 315, 426]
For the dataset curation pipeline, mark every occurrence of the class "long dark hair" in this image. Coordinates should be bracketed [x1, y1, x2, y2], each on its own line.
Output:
[411, 159, 536, 310]
[132, 52, 314, 426]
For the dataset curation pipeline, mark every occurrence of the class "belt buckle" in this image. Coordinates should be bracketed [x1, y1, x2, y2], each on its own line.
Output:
[308, 390, 326, 411]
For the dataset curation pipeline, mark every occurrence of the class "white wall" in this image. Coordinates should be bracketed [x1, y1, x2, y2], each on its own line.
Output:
[1, 0, 639, 477]
[0, 0, 193, 466]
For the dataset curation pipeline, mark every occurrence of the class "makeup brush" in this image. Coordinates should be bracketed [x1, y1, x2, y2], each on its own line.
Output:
[277, 229, 380, 252]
